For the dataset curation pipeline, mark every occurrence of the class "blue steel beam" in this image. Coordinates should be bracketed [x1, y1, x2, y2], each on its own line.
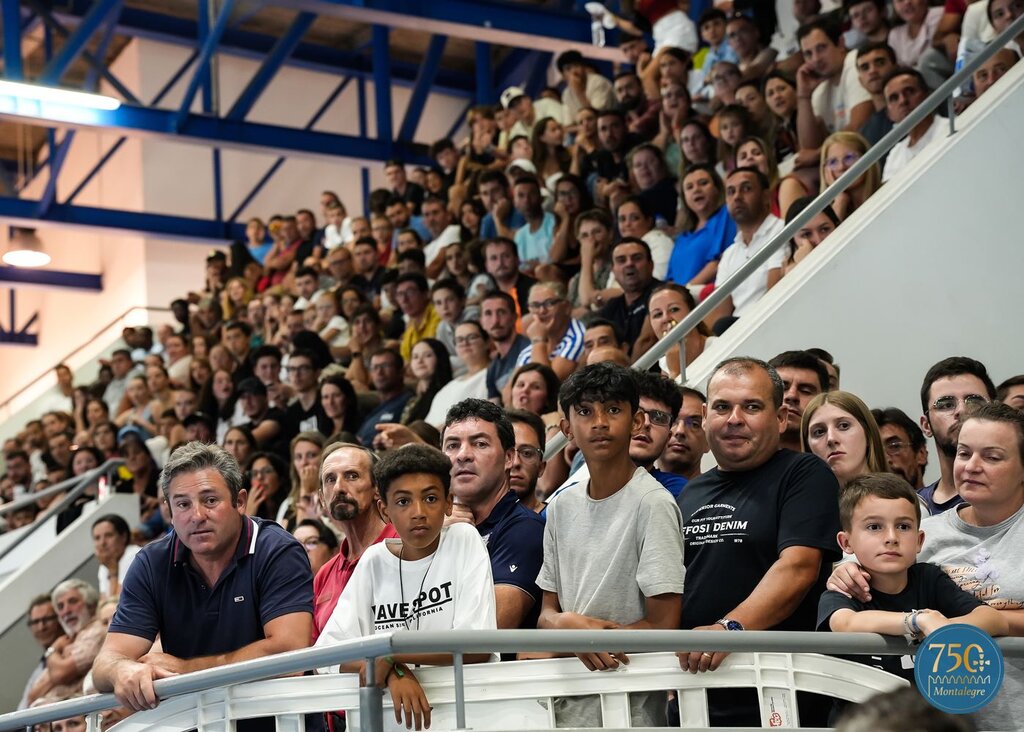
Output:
[39, 0, 122, 85]
[48, 4, 474, 96]
[397, 34, 446, 142]
[227, 75, 353, 222]
[0, 101, 430, 165]
[226, 12, 317, 121]
[371, 25, 392, 154]
[37, 132, 74, 217]
[175, 0, 238, 129]
[0, 265, 102, 291]
[2, 0, 24, 80]
[475, 42, 493, 106]
[0, 197, 245, 243]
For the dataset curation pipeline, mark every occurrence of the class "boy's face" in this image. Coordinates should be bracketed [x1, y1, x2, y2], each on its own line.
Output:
[379, 472, 453, 561]
[562, 399, 643, 462]
[701, 18, 726, 46]
[838, 496, 923, 573]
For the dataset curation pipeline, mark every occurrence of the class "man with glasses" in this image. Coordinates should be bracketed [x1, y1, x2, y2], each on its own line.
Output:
[917, 356, 996, 514]
[660, 387, 710, 482]
[356, 349, 414, 447]
[19, 595, 65, 709]
[871, 407, 928, 489]
[283, 349, 325, 443]
[881, 67, 944, 182]
[506, 409, 547, 513]
[395, 273, 440, 363]
[517, 281, 585, 381]
[441, 399, 545, 630]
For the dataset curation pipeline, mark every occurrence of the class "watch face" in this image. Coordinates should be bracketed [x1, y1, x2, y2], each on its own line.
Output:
[724, 620, 743, 631]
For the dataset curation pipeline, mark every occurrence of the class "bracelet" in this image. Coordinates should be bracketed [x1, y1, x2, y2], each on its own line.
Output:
[531, 338, 547, 345]
[909, 610, 921, 635]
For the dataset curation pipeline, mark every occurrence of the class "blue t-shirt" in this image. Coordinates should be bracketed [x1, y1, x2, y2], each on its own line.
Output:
[918, 480, 965, 516]
[480, 209, 527, 240]
[356, 391, 414, 446]
[650, 468, 688, 499]
[109, 516, 313, 659]
[513, 212, 557, 265]
[248, 242, 273, 265]
[666, 205, 736, 285]
[476, 491, 545, 629]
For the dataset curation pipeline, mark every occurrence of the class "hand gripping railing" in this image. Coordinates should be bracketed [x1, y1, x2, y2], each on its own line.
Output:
[0, 458, 123, 562]
[2, 630, 1023, 731]
[544, 11, 1024, 460]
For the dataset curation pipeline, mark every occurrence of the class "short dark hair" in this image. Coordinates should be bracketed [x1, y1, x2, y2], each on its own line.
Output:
[249, 344, 283, 369]
[5, 448, 29, 463]
[920, 357, 996, 413]
[596, 107, 626, 123]
[429, 138, 456, 158]
[583, 317, 623, 346]
[396, 248, 427, 269]
[856, 40, 897, 63]
[395, 272, 429, 293]
[871, 407, 927, 452]
[397, 228, 424, 247]
[797, 16, 843, 46]
[288, 347, 319, 369]
[480, 289, 517, 313]
[224, 320, 252, 337]
[882, 66, 928, 95]
[997, 375, 1024, 403]
[726, 165, 770, 191]
[353, 236, 378, 251]
[844, 0, 885, 12]
[699, 7, 727, 25]
[443, 398, 515, 452]
[374, 444, 452, 502]
[769, 350, 830, 393]
[160, 442, 244, 505]
[611, 235, 652, 262]
[559, 362, 639, 418]
[430, 278, 466, 300]
[478, 169, 509, 189]
[370, 346, 403, 371]
[505, 408, 547, 451]
[482, 237, 517, 259]
[839, 473, 921, 532]
[295, 518, 339, 551]
[709, 357, 785, 409]
[785, 195, 841, 228]
[633, 370, 683, 418]
[295, 266, 318, 281]
[682, 386, 707, 403]
[384, 158, 405, 170]
[556, 49, 585, 72]
[91, 513, 130, 538]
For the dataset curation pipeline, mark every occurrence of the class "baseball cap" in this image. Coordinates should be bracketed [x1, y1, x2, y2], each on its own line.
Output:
[500, 86, 527, 110]
[116, 425, 149, 444]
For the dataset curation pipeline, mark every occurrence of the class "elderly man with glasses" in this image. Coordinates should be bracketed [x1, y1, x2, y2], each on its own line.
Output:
[19, 595, 65, 709]
[517, 281, 586, 381]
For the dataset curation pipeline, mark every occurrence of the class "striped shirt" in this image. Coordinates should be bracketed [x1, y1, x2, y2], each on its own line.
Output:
[515, 318, 586, 367]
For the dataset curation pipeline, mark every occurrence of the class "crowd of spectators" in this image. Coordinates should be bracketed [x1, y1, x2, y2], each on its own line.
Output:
[2, 0, 1024, 728]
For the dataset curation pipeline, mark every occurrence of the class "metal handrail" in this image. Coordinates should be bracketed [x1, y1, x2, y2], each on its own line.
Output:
[3, 629, 1022, 730]
[545, 12, 1024, 460]
[0, 459, 123, 560]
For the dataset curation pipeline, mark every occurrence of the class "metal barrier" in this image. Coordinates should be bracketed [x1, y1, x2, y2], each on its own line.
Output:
[0, 458, 123, 561]
[2, 630, 1022, 731]
[544, 11, 1024, 460]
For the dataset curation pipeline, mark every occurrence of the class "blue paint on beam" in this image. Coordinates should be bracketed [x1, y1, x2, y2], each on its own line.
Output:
[37, 131, 75, 217]
[475, 42, 493, 106]
[0, 265, 102, 291]
[2, 0, 24, 80]
[39, 0, 122, 85]
[226, 12, 317, 121]
[397, 34, 447, 142]
[372, 25, 392, 155]
[174, 0, 238, 129]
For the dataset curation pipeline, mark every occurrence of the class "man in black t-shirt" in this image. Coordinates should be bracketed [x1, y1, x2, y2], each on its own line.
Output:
[675, 356, 841, 727]
[597, 238, 660, 358]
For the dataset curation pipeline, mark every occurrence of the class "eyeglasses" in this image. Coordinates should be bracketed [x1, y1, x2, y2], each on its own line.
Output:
[301, 538, 323, 550]
[883, 439, 910, 455]
[454, 334, 483, 346]
[514, 446, 543, 463]
[27, 615, 58, 627]
[251, 467, 278, 478]
[286, 364, 313, 374]
[678, 416, 702, 431]
[528, 297, 564, 311]
[929, 395, 987, 413]
[638, 407, 674, 427]
[826, 152, 861, 170]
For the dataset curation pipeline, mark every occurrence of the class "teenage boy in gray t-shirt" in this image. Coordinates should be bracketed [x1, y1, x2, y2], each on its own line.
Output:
[538, 363, 685, 727]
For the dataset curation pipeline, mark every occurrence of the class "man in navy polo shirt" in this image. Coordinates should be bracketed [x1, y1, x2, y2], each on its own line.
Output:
[93, 442, 313, 713]
[441, 399, 545, 631]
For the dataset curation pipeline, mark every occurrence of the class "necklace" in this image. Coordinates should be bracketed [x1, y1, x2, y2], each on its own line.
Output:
[398, 543, 437, 630]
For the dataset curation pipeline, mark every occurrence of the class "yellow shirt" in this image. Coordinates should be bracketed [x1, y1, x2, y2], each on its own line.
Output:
[399, 303, 441, 362]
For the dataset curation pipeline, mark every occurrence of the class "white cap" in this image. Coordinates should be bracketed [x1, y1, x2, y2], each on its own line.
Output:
[500, 86, 527, 110]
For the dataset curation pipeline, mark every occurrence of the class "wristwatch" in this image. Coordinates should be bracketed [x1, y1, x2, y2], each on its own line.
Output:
[715, 618, 744, 631]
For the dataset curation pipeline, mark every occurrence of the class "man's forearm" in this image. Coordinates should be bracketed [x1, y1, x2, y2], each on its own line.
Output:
[179, 635, 306, 673]
[728, 551, 823, 630]
[92, 651, 130, 692]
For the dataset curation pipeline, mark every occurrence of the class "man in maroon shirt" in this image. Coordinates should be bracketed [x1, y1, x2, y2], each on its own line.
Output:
[312, 443, 397, 639]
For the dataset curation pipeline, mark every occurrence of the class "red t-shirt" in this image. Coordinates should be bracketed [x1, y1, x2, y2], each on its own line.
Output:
[311, 523, 400, 641]
[944, 0, 967, 14]
[636, 0, 679, 25]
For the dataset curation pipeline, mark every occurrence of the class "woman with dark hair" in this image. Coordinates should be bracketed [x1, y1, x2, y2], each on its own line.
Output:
[654, 78, 694, 175]
[781, 195, 841, 275]
[623, 143, 678, 225]
[245, 451, 289, 521]
[763, 71, 800, 159]
[679, 119, 717, 170]
[189, 357, 213, 392]
[401, 338, 454, 425]
[92, 513, 141, 598]
[548, 173, 593, 268]
[648, 283, 713, 381]
[79, 397, 111, 434]
[668, 164, 736, 288]
[90, 421, 118, 459]
[459, 198, 486, 241]
[57, 445, 108, 532]
[319, 372, 361, 437]
[113, 432, 164, 539]
[198, 369, 238, 444]
[509, 363, 560, 416]
[293, 518, 339, 576]
[222, 424, 257, 467]
[344, 304, 386, 392]
[615, 196, 674, 280]
[531, 116, 571, 185]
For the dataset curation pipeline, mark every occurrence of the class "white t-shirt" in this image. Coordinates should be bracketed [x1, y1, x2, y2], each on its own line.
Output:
[320, 315, 350, 349]
[889, 6, 945, 68]
[715, 214, 786, 317]
[314, 522, 497, 673]
[882, 115, 945, 182]
[98, 544, 142, 597]
[423, 225, 462, 269]
[425, 369, 489, 428]
[812, 55, 872, 134]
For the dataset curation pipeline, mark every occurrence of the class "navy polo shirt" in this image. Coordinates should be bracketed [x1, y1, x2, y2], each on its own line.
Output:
[109, 516, 314, 659]
[476, 490, 545, 629]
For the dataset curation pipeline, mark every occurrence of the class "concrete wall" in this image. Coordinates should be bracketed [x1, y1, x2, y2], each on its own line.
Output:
[686, 62, 1024, 483]
[0, 36, 469, 420]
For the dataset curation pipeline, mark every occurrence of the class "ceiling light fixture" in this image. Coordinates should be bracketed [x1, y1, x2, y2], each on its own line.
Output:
[3, 228, 51, 268]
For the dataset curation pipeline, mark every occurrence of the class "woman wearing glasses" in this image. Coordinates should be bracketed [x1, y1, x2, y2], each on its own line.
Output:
[245, 451, 288, 520]
[425, 321, 492, 428]
[800, 391, 888, 489]
[818, 131, 881, 221]
[292, 518, 339, 576]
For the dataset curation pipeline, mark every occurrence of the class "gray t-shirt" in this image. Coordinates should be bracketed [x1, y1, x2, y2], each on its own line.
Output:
[920, 503, 1024, 731]
[538, 466, 685, 727]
